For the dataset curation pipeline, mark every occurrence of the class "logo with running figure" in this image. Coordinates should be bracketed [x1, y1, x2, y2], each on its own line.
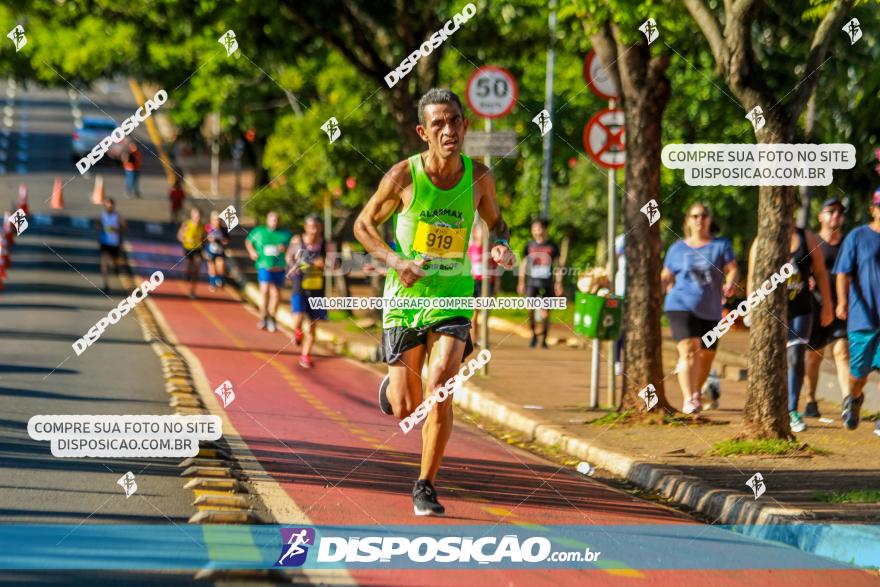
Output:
[7, 25, 26, 52]
[276, 527, 316, 567]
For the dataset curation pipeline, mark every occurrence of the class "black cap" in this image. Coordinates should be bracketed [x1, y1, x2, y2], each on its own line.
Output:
[820, 198, 845, 212]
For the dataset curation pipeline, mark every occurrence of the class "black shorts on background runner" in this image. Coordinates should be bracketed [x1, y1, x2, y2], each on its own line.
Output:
[808, 304, 847, 349]
[100, 243, 121, 258]
[526, 280, 554, 298]
[382, 316, 474, 365]
[473, 279, 496, 298]
[667, 310, 718, 349]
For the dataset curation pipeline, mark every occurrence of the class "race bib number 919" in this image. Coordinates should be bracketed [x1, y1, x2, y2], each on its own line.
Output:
[412, 222, 466, 259]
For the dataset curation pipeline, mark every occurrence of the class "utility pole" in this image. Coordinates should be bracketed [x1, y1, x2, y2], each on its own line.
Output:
[210, 112, 220, 196]
[540, 0, 557, 220]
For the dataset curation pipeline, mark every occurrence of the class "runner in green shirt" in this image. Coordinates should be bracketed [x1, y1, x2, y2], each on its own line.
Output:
[245, 212, 292, 332]
[354, 88, 515, 516]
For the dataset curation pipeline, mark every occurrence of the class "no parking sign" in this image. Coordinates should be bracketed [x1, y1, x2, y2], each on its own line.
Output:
[583, 108, 625, 169]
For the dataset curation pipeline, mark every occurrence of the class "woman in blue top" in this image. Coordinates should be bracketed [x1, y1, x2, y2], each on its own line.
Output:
[661, 203, 737, 415]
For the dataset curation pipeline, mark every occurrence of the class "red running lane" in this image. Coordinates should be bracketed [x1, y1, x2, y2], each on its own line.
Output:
[127, 239, 876, 586]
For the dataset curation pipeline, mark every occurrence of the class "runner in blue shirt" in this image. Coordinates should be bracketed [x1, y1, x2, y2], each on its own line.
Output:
[833, 188, 880, 437]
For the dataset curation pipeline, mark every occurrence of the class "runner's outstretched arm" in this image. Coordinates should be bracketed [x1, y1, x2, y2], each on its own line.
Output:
[354, 162, 426, 287]
[474, 163, 515, 270]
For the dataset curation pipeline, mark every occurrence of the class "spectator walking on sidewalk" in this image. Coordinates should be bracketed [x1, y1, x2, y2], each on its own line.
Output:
[517, 218, 562, 349]
[833, 188, 880, 437]
[177, 206, 206, 299]
[748, 222, 833, 433]
[661, 203, 737, 415]
[246, 211, 291, 333]
[804, 198, 850, 419]
[123, 142, 143, 198]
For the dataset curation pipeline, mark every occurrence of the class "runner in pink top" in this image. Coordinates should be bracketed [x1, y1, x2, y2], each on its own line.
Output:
[469, 221, 498, 344]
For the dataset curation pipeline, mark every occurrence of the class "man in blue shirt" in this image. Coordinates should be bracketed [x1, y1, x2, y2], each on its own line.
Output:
[833, 188, 880, 437]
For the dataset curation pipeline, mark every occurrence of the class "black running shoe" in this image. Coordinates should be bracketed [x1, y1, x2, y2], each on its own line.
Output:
[530, 335, 538, 348]
[803, 401, 821, 418]
[378, 374, 393, 416]
[842, 394, 864, 430]
[412, 479, 445, 516]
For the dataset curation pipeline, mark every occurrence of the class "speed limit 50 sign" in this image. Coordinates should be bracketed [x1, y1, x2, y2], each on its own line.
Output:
[466, 66, 518, 119]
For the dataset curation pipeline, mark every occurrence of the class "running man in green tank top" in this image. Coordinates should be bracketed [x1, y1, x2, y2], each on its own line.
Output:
[354, 89, 515, 516]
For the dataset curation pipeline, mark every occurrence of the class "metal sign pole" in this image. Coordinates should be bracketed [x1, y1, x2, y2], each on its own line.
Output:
[590, 340, 600, 407]
[480, 118, 492, 375]
[607, 165, 617, 407]
[606, 97, 618, 407]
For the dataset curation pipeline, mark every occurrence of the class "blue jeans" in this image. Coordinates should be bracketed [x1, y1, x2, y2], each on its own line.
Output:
[125, 170, 140, 197]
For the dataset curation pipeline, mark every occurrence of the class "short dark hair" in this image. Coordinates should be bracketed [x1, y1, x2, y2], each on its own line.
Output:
[418, 88, 464, 125]
[531, 217, 549, 229]
[305, 213, 323, 225]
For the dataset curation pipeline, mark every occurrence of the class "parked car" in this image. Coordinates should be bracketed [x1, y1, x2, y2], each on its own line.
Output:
[71, 117, 125, 164]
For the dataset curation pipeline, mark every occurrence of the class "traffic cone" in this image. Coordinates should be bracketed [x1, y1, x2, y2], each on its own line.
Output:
[51, 177, 64, 209]
[18, 184, 28, 215]
[91, 174, 105, 205]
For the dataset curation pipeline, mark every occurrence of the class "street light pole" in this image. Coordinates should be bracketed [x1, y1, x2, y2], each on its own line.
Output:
[540, 0, 557, 220]
[210, 111, 220, 196]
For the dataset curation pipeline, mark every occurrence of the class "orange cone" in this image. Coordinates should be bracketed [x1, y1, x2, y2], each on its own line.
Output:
[18, 184, 28, 215]
[51, 177, 64, 209]
[91, 174, 105, 205]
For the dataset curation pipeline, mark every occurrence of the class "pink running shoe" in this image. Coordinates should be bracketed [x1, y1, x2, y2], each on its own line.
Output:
[298, 355, 314, 369]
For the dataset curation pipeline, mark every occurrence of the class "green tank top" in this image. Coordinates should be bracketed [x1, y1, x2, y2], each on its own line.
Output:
[382, 153, 475, 328]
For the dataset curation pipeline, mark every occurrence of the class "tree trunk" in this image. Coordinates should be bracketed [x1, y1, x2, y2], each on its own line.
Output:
[740, 116, 796, 440]
[590, 23, 673, 415]
[618, 64, 673, 415]
[386, 89, 424, 154]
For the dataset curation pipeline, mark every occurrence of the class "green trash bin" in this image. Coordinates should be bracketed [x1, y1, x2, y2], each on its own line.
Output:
[573, 292, 623, 340]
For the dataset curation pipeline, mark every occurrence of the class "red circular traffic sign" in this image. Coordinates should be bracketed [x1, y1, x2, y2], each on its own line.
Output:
[583, 50, 619, 101]
[466, 66, 518, 119]
[583, 108, 625, 169]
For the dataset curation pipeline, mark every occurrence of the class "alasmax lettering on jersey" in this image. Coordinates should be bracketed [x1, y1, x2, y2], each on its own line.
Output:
[73, 271, 164, 355]
[76, 89, 168, 174]
[384, 4, 476, 88]
[702, 262, 794, 348]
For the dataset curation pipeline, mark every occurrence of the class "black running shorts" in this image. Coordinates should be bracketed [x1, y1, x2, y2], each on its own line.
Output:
[666, 310, 718, 349]
[808, 303, 847, 349]
[382, 316, 474, 365]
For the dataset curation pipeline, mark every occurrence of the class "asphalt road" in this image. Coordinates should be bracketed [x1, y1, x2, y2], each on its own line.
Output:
[0, 81, 215, 585]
